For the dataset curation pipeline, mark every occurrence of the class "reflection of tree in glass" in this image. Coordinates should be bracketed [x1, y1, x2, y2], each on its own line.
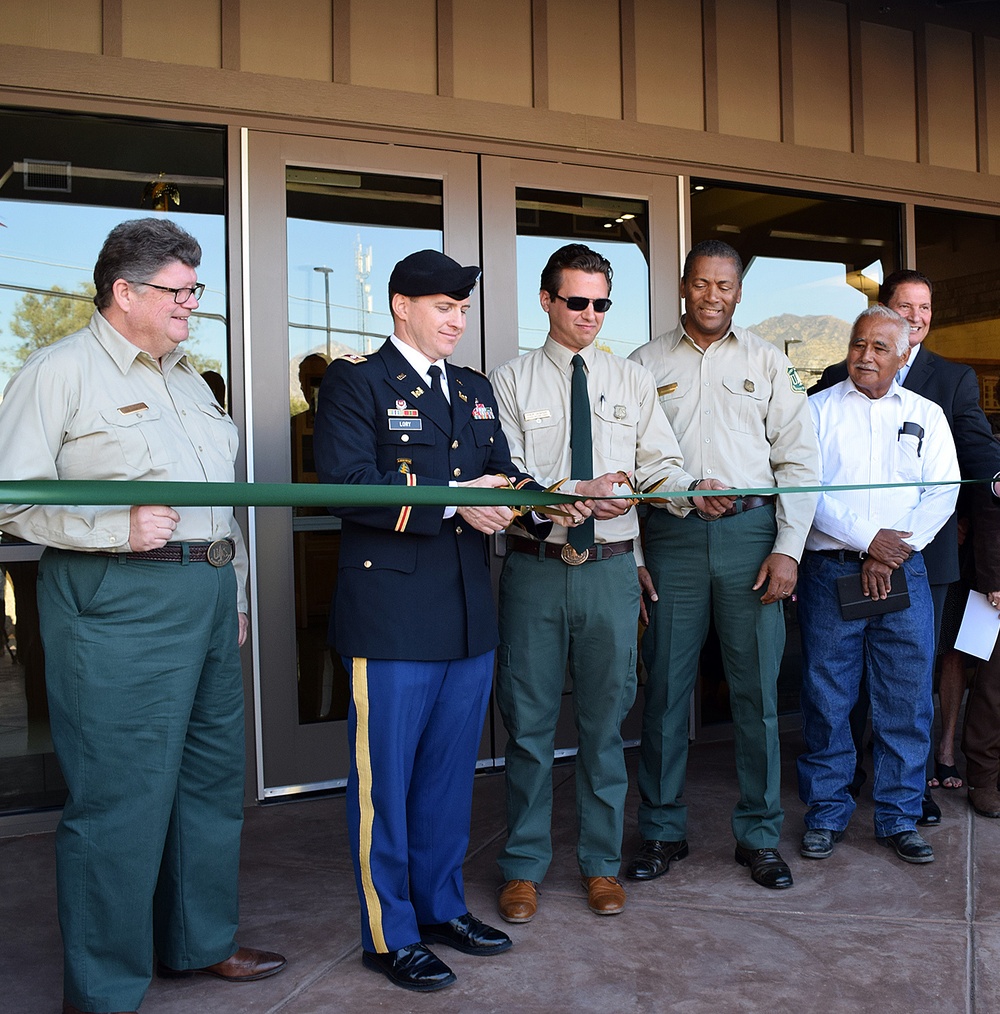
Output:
[2, 283, 221, 375]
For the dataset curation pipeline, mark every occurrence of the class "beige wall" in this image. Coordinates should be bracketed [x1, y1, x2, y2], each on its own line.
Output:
[0, 0, 998, 206]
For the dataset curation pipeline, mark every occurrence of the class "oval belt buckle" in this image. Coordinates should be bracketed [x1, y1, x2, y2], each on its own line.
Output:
[560, 544, 590, 566]
[206, 539, 234, 568]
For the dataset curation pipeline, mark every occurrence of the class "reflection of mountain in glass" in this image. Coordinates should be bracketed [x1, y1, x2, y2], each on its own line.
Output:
[750, 314, 852, 382]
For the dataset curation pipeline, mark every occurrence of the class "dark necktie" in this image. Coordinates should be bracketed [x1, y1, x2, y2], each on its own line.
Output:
[569, 354, 595, 552]
[426, 364, 449, 411]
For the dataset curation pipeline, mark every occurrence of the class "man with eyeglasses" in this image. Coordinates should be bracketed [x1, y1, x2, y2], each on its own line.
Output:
[490, 243, 722, 921]
[0, 218, 285, 1014]
[626, 239, 819, 891]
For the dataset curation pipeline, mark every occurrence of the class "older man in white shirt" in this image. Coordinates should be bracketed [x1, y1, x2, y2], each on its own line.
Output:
[797, 305, 959, 866]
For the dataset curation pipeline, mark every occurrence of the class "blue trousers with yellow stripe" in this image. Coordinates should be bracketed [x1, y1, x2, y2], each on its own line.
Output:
[345, 652, 494, 953]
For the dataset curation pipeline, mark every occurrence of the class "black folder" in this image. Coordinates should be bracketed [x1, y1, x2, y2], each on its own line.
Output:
[836, 568, 910, 620]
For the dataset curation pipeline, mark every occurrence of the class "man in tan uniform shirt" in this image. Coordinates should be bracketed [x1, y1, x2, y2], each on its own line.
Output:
[0, 219, 284, 1013]
[627, 239, 818, 891]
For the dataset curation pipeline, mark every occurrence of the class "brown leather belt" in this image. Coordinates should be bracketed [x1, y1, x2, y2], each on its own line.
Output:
[98, 539, 235, 567]
[698, 494, 776, 519]
[506, 536, 633, 566]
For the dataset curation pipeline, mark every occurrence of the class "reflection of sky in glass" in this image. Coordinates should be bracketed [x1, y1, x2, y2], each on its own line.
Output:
[736, 256, 876, 330]
[515, 235, 650, 361]
[0, 201, 227, 392]
[286, 219, 439, 363]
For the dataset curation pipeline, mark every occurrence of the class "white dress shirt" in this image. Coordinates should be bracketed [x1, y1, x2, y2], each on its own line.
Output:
[806, 377, 959, 554]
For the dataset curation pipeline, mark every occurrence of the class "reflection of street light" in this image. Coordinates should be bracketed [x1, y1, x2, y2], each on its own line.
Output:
[313, 266, 333, 359]
[784, 337, 802, 359]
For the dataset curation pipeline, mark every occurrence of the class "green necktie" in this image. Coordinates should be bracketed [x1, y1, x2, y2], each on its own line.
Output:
[569, 354, 594, 552]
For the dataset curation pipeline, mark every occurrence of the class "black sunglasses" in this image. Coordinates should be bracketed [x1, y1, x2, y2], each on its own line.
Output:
[552, 293, 613, 313]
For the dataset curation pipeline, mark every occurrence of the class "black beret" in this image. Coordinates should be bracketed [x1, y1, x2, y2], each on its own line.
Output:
[388, 249, 481, 300]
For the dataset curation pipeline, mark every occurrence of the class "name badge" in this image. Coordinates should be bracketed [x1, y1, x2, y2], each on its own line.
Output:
[524, 409, 551, 422]
[389, 418, 423, 431]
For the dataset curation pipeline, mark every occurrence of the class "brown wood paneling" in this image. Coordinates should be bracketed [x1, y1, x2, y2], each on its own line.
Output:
[715, 0, 781, 142]
[452, 0, 532, 107]
[633, 0, 704, 130]
[545, 0, 622, 119]
[350, 0, 437, 94]
[790, 0, 851, 151]
[860, 21, 916, 163]
[0, 0, 102, 54]
[240, 0, 332, 81]
[925, 24, 977, 172]
[122, 0, 221, 68]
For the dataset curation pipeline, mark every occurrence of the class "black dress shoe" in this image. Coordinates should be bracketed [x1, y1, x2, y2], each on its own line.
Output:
[800, 828, 843, 860]
[877, 829, 934, 864]
[625, 838, 689, 880]
[362, 943, 456, 992]
[917, 788, 942, 826]
[734, 845, 793, 889]
[419, 912, 512, 955]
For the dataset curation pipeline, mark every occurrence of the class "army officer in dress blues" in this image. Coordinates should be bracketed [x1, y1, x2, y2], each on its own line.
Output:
[313, 250, 588, 993]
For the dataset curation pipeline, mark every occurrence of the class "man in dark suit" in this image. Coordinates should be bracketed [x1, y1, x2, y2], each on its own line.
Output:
[811, 269, 1000, 824]
[313, 250, 584, 993]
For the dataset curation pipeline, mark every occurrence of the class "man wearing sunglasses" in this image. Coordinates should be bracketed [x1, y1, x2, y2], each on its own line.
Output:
[490, 243, 722, 921]
[627, 239, 819, 891]
[0, 218, 285, 1014]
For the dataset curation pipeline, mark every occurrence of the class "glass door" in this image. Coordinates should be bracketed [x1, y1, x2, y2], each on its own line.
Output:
[480, 158, 679, 757]
[246, 133, 480, 797]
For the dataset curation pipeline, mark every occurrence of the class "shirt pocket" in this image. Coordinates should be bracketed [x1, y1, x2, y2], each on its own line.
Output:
[194, 403, 239, 474]
[98, 404, 177, 469]
[594, 399, 636, 469]
[523, 413, 562, 472]
[894, 433, 923, 483]
[720, 374, 767, 434]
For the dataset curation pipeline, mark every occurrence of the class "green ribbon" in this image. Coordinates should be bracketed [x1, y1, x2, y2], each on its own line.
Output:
[0, 477, 983, 509]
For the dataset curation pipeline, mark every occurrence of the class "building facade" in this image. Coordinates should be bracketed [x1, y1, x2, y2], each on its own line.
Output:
[1, 0, 998, 831]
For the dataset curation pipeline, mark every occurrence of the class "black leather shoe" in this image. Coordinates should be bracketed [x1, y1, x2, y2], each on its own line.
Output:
[800, 828, 843, 860]
[419, 912, 512, 956]
[362, 943, 456, 992]
[734, 845, 793, 889]
[917, 788, 941, 826]
[625, 838, 689, 880]
[877, 829, 934, 864]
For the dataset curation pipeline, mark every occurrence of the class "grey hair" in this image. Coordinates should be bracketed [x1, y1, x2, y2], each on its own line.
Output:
[850, 304, 910, 355]
[93, 218, 202, 309]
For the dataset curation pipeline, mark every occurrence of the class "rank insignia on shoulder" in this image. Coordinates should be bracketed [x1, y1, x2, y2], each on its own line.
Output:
[787, 366, 806, 394]
[657, 383, 677, 396]
[339, 353, 367, 364]
[472, 399, 495, 420]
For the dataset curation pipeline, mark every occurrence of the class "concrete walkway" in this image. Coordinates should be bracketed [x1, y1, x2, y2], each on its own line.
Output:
[2, 733, 995, 1013]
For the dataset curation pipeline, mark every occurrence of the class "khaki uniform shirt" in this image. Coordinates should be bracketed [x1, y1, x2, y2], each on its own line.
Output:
[490, 336, 696, 562]
[629, 321, 819, 560]
[0, 310, 249, 611]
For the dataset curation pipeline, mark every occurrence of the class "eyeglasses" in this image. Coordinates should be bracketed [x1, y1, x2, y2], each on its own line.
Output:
[552, 293, 613, 313]
[139, 281, 206, 304]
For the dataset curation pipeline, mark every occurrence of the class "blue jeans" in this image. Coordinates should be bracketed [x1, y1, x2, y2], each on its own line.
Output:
[796, 552, 934, 838]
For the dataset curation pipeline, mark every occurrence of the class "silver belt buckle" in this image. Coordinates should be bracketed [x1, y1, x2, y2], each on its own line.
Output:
[206, 539, 234, 567]
[560, 544, 590, 566]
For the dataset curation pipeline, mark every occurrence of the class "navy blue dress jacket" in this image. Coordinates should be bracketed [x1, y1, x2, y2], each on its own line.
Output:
[314, 338, 543, 661]
[812, 348, 1000, 584]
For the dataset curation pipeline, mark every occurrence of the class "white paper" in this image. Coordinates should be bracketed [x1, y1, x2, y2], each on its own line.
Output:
[955, 591, 1000, 661]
